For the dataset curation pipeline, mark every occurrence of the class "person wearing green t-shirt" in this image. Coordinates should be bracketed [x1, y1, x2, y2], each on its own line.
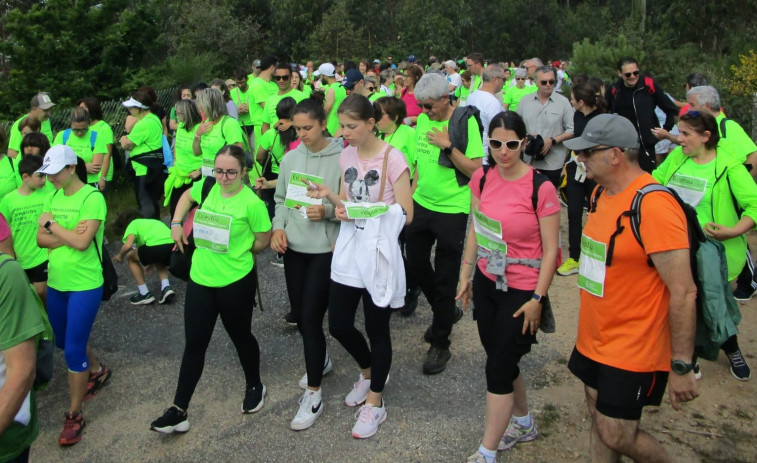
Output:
[466, 53, 485, 93]
[165, 99, 203, 216]
[113, 211, 176, 306]
[249, 55, 279, 153]
[193, 88, 246, 178]
[375, 96, 417, 177]
[151, 145, 271, 435]
[503, 68, 537, 111]
[35, 145, 110, 446]
[7, 92, 55, 159]
[52, 108, 108, 188]
[315, 62, 347, 137]
[119, 90, 165, 219]
[231, 68, 255, 151]
[455, 71, 472, 107]
[405, 73, 484, 375]
[0, 155, 50, 305]
[78, 97, 115, 193]
[262, 64, 306, 134]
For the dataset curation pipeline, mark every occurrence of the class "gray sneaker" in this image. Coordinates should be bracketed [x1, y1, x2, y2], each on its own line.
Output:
[498, 418, 537, 450]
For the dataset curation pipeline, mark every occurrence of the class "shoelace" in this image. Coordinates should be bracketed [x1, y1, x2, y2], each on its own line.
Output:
[64, 414, 82, 429]
[729, 352, 747, 367]
[352, 376, 367, 390]
[355, 405, 375, 423]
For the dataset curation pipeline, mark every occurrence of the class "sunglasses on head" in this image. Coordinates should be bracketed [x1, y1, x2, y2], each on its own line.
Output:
[489, 138, 524, 151]
[273, 75, 290, 81]
[623, 70, 640, 78]
[684, 110, 701, 118]
[540, 79, 556, 86]
[416, 102, 435, 110]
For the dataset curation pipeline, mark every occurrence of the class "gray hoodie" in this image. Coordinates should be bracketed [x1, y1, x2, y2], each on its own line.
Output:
[272, 138, 343, 254]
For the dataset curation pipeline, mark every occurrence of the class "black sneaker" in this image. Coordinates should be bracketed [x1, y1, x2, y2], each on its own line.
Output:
[241, 384, 266, 414]
[727, 350, 751, 381]
[150, 406, 189, 434]
[453, 306, 464, 324]
[423, 345, 451, 375]
[130, 291, 155, 306]
[159, 286, 175, 305]
[733, 287, 756, 303]
[400, 287, 422, 317]
[423, 326, 432, 343]
[283, 310, 297, 326]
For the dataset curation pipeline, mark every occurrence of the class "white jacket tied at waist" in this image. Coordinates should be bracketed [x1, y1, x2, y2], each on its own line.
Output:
[330, 204, 406, 308]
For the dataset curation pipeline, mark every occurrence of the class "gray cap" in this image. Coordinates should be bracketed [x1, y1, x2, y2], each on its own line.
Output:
[563, 114, 640, 151]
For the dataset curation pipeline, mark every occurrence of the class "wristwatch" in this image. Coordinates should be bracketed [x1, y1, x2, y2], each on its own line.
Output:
[442, 144, 454, 156]
[531, 293, 544, 303]
[43, 220, 56, 232]
[670, 359, 695, 375]
[550, 137, 557, 145]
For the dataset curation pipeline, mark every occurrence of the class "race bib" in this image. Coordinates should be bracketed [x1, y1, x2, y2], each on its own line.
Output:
[343, 201, 389, 219]
[668, 173, 707, 207]
[285, 171, 324, 210]
[578, 234, 607, 297]
[472, 208, 507, 254]
[193, 209, 232, 253]
[201, 158, 214, 178]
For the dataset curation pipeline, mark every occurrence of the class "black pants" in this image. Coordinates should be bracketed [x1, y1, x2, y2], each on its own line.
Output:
[404, 201, 467, 349]
[173, 270, 260, 410]
[328, 281, 392, 393]
[565, 162, 596, 260]
[134, 174, 162, 220]
[638, 143, 657, 173]
[284, 250, 332, 388]
[6, 446, 29, 463]
[736, 249, 757, 292]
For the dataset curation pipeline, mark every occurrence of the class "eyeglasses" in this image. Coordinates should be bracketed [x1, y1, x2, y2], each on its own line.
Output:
[579, 146, 614, 157]
[489, 138, 524, 152]
[367, 86, 376, 92]
[416, 101, 436, 110]
[515, 77, 526, 81]
[273, 75, 290, 81]
[213, 168, 239, 179]
[540, 80, 556, 86]
[623, 70, 640, 78]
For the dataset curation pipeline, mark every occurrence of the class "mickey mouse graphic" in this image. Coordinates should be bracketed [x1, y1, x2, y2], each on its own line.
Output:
[345, 167, 380, 203]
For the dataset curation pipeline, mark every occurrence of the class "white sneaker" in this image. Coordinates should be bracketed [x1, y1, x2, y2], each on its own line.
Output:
[344, 373, 389, 407]
[351, 401, 386, 439]
[290, 389, 323, 431]
[298, 354, 334, 390]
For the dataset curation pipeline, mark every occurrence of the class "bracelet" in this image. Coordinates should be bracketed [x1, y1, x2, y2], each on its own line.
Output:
[463, 259, 475, 266]
[170, 222, 182, 227]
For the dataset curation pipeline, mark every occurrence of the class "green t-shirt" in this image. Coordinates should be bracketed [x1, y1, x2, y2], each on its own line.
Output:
[716, 113, 757, 164]
[666, 156, 715, 228]
[230, 86, 254, 127]
[52, 129, 108, 184]
[91, 120, 115, 182]
[250, 78, 278, 126]
[326, 83, 347, 136]
[199, 116, 245, 177]
[382, 124, 416, 177]
[471, 74, 482, 92]
[504, 85, 537, 110]
[127, 113, 163, 177]
[368, 91, 384, 102]
[302, 84, 313, 98]
[188, 182, 271, 287]
[413, 113, 484, 213]
[263, 89, 306, 127]
[0, 188, 49, 269]
[0, 255, 45, 463]
[258, 129, 287, 175]
[0, 156, 21, 200]
[7, 115, 53, 154]
[455, 84, 470, 102]
[174, 122, 202, 173]
[123, 218, 173, 248]
[43, 185, 106, 291]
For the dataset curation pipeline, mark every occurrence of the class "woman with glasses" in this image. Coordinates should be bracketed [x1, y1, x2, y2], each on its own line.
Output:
[397, 64, 423, 127]
[457, 111, 559, 463]
[151, 144, 272, 434]
[503, 68, 536, 111]
[365, 76, 383, 102]
[164, 99, 203, 216]
[193, 88, 246, 179]
[652, 110, 757, 381]
[53, 108, 108, 191]
[374, 97, 416, 178]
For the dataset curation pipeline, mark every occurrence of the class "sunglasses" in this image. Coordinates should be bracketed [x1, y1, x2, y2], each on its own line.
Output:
[579, 146, 614, 157]
[540, 80, 556, 86]
[416, 102, 435, 110]
[489, 138, 524, 151]
[515, 77, 526, 81]
[367, 86, 376, 91]
[273, 75, 290, 81]
[623, 70, 640, 78]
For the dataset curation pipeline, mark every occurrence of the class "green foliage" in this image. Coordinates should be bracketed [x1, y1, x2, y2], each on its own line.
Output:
[570, 32, 644, 84]
[727, 51, 757, 96]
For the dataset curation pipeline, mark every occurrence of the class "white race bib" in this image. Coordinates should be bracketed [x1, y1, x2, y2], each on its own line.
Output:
[285, 171, 324, 210]
[193, 209, 233, 253]
[578, 233, 607, 297]
[343, 201, 389, 219]
[668, 173, 707, 207]
[201, 158, 214, 178]
[472, 208, 507, 254]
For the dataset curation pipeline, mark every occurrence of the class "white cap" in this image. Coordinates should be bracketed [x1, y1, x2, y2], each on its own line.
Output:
[313, 63, 336, 77]
[122, 97, 148, 109]
[37, 145, 78, 175]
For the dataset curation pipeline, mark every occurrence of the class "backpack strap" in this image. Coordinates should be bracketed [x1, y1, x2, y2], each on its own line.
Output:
[62, 128, 71, 145]
[644, 76, 656, 94]
[589, 185, 605, 213]
[7, 155, 14, 174]
[200, 175, 216, 206]
[531, 170, 549, 212]
[89, 131, 98, 150]
[478, 164, 492, 194]
[719, 117, 730, 138]
[377, 143, 392, 202]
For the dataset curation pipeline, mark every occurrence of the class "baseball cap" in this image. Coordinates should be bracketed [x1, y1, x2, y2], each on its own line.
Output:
[563, 114, 640, 152]
[342, 69, 364, 89]
[373, 59, 380, 64]
[252, 59, 262, 69]
[314, 63, 336, 77]
[407, 54, 417, 62]
[31, 92, 55, 110]
[122, 97, 148, 109]
[37, 145, 77, 175]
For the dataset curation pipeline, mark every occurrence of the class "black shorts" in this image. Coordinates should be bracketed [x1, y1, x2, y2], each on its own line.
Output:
[568, 347, 668, 421]
[137, 243, 173, 267]
[24, 261, 48, 283]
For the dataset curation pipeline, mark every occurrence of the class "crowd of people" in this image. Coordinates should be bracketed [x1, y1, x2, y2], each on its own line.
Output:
[1, 51, 756, 463]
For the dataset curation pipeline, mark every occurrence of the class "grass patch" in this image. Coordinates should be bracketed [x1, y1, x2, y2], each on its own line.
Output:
[539, 402, 561, 434]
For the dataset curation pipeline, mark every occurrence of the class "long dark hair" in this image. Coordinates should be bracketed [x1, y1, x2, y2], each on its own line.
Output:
[486, 111, 527, 165]
[275, 97, 298, 148]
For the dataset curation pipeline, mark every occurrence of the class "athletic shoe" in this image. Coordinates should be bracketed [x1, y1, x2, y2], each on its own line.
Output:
[290, 390, 324, 431]
[59, 411, 85, 446]
[557, 258, 580, 276]
[344, 373, 371, 406]
[498, 418, 538, 450]
[422, 345, 451, 375]
[727, 350, 751, 381]
[130, 291, 155, 305]
[241, 384, 266, 413]
[693, 363, 702, 380]
[271, 253, 284, 268]
[298, 354, 333, 390]
[283, 310, 298, 326]
[83, 364, 112, 401]
[733, 286, 756, 303]
[159, 286, 175, 304]
[466, 452, 488, 463]
[150, 406, 189, 434]
[400, 286, 421, 317]
[351, 401, 386, 439]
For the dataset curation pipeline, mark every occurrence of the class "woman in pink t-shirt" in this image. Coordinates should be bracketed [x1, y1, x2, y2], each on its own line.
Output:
[307, 94, 413, 439]
[456, 111, 560, 462]
[399, 64, 423, 127]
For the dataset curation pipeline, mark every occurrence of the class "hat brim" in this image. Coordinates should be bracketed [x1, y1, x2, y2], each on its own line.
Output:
[36, 162, 66, 175]
[37, 103, 55, 110]
[563, 137, 600, 152]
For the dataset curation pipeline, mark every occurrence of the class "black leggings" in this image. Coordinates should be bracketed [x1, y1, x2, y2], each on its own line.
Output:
[328, 281, 392, 393]
[284, 250, 332, 388]
[173, 270, 260, 410]
[134, 174, 162, 220]
[565, 162, 596, 260]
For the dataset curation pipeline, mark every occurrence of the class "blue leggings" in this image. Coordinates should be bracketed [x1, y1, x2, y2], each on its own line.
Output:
[47, 286, 103, 372]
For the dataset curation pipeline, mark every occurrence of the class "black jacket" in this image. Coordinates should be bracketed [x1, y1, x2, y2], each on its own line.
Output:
[606, 74, 678, 150]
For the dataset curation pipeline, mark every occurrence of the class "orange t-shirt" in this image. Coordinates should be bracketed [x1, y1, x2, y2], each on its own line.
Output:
[576, 173, 689, 372]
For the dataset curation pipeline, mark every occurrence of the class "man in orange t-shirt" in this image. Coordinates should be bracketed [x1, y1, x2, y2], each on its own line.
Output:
[564, 114, 699, 462]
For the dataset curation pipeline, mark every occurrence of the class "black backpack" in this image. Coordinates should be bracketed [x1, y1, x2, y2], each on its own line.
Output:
[168, 176, 217, 281]
[478, 165, 549, 212]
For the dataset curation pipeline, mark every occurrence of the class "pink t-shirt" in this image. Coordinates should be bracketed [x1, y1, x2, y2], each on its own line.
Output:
[0, 213, 9, 241]
[401, 88, 421, 124]
[469, 167, 560, 290]
[340, 143, 409, 205]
